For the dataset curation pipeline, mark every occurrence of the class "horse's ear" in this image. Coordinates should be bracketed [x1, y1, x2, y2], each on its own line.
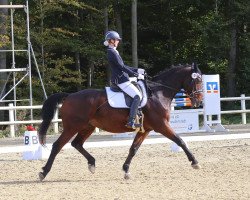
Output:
[191, 62, 198, 72]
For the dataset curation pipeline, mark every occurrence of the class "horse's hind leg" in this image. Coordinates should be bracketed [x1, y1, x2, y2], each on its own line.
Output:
[39, 129, 75, 181]
[71, 125, 96, 173]
[123, 131, 149, 179]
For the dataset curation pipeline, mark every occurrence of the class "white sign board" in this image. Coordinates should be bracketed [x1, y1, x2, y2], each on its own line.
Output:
[23, 131, 50, 160]
[170, 110, 199, 133]
[202, 75, 221, 115]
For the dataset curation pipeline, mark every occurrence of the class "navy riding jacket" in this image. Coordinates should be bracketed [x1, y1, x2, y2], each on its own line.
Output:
[107, 46, 139, 84]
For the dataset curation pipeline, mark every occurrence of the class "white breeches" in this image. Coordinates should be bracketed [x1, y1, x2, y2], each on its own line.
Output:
[117, 81, 142, 100]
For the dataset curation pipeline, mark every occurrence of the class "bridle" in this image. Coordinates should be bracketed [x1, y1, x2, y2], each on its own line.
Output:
[146, 71, 203, 107]
[187, 73, 203, 100]
[147, 72, 203, 100]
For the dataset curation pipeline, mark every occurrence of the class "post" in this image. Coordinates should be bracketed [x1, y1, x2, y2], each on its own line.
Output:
[8, 103, 15, 137]
[10, 2, 17, 119]
[241, 94, 246, 124]
[53, 108, 59, 134]
[26, 0, 33, 120]
[208, 115, 212, 124]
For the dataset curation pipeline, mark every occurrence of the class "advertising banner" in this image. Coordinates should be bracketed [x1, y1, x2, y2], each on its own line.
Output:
[170, 110, 199, 133]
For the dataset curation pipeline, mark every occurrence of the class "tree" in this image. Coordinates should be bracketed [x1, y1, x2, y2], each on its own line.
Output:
[226, 0, 250, 96]
[1, 0, 250, 104]
[103, 4, 111, 83]
[131, 0, 138, 67]
[30, 0, 105, 94]
[0, 0, 8, 121]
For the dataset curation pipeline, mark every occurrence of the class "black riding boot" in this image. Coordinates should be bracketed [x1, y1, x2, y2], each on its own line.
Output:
[126, 95, 141, 129]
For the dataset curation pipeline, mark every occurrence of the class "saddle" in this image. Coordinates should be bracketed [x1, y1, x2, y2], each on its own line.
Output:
[105, 79, 148, 132]
[105, 80, 148, 108]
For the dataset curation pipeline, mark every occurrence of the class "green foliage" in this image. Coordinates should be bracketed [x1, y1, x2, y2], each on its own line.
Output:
[1, 0, 250, 103]
[222, 114, 250, 125]
[0, 0, 250, 135]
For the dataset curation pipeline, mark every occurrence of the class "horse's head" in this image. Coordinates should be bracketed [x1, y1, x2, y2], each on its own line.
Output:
[151, 64, 203, 108]
[182, 63, 203, 108]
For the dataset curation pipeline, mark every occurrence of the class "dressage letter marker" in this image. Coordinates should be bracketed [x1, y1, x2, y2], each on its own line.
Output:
[22, 131, 50, 160]
[24, 136, 29, 145]
[32, 136, 38, 144]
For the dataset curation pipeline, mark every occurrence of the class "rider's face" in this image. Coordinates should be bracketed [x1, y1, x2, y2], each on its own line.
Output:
[110, 39, 120, 47]
[114, 39, 120, 47]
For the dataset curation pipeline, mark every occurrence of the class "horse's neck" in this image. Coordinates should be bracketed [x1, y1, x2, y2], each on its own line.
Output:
[150, 69, 187, 107]
[151, 76, 182, 98]
[148, 82, 179, 110]
[155, 85, 178, 98]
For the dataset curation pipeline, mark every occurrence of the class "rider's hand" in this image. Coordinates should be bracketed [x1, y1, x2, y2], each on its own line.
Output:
[138, 74, 144, 80]
[138, 68, 145, 75]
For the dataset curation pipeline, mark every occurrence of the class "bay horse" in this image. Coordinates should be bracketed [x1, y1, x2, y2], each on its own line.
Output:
[38, 63, 203, 181]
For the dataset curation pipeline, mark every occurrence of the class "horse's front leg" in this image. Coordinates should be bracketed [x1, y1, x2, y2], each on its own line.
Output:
[155, 121, 201, 169]
[123, 131, 149, 179]
[172, 134, 200, 169]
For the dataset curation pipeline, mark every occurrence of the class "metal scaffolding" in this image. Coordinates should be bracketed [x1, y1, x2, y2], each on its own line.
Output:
[0, 1, 47, 120]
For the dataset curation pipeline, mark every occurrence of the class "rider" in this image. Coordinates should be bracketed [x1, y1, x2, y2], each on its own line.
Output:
[104, 30, 145, 129]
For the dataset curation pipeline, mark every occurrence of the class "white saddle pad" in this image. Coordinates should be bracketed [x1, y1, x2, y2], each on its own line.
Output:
[105, 80, 148, 108]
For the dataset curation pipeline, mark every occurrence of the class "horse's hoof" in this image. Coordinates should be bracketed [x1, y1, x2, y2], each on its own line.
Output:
[124, 172, 131, 180]
[192, 163, 201, 169]
[88, 164, 95, 174]
[38, 172, 45, 181]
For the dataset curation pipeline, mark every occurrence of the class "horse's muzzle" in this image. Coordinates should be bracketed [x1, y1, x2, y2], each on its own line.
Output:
[190, 94, 203, 108]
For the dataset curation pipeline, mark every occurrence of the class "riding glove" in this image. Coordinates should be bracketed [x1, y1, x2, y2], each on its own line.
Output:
[138, 74, 144, 80]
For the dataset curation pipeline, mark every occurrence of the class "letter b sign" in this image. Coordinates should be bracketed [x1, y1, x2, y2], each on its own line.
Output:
[24, 132, 38, 145]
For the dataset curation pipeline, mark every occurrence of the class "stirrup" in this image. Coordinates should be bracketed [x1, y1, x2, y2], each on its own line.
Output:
[126, 122, 142, 129]
[125, 122, 135, 129]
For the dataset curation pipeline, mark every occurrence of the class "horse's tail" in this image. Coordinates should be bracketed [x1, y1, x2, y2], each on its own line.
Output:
[39, 92, 69, 145]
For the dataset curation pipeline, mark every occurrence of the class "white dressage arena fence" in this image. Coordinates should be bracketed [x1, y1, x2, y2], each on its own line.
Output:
[1, 133, 250, 154]
[22, 130, 50, 160]
[0, 75, 250, 137]
[0, 96, 250, 137]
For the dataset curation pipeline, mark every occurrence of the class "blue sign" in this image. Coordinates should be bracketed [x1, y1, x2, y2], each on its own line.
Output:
[206, 82, 219, 93]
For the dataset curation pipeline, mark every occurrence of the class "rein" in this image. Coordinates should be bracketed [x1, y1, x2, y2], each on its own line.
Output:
[146, 76, 203, 100]
[146, 80, 180, 93]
